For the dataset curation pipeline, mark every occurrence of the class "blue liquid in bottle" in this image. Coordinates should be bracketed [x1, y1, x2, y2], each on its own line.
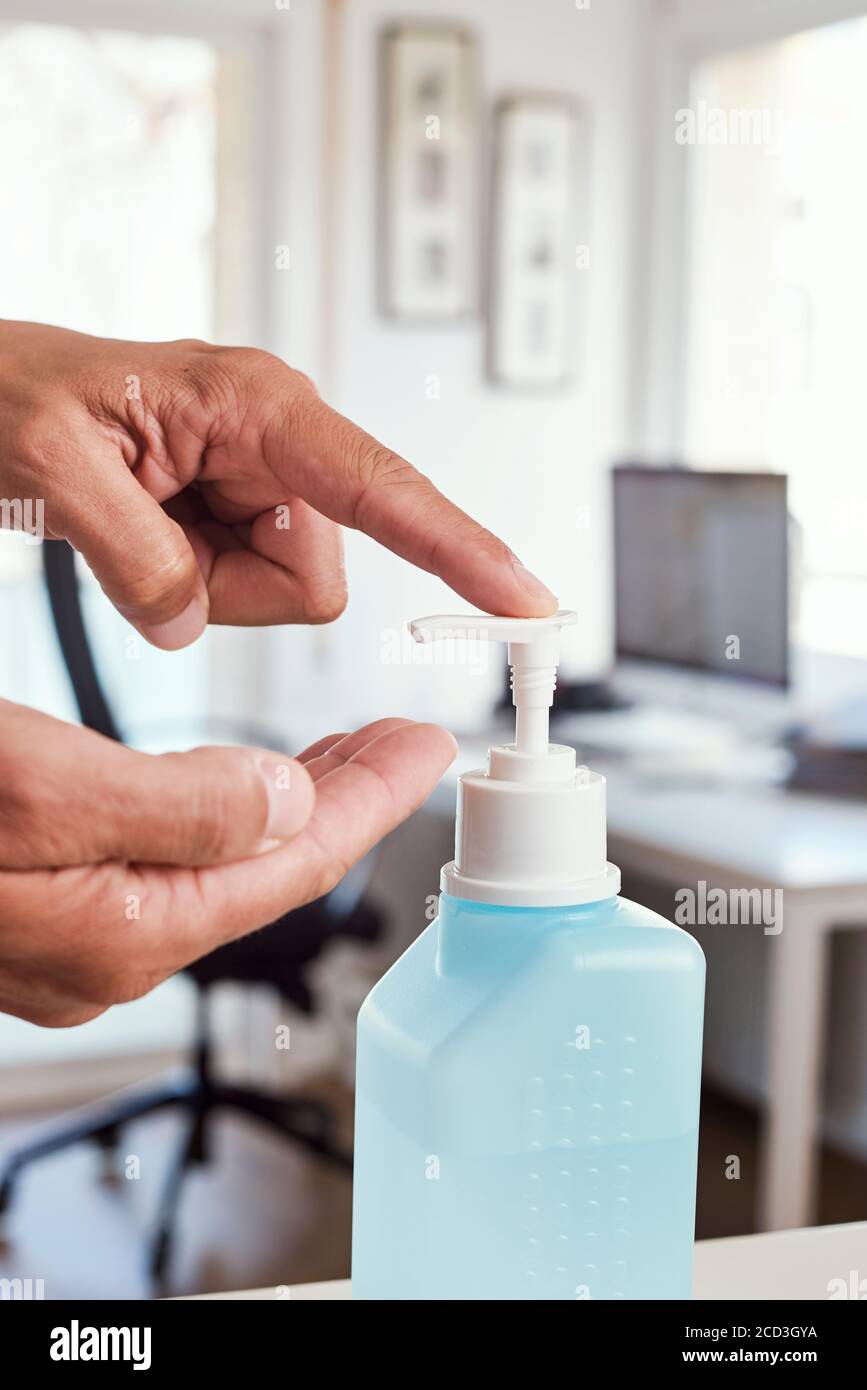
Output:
[352, 891, 704, 1300]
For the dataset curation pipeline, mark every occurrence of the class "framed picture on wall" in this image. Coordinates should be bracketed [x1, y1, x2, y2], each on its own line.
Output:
[379, 23, 478, 320]
[487, 94, 589, 388]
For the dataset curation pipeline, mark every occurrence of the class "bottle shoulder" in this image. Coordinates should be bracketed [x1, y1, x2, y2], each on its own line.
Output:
[357, 894, 705, 1051]
[607, 895, 706, 963]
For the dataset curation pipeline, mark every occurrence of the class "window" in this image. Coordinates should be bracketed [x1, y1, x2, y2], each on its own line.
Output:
[0, 21, 217, 723]
[683, 17, 867, 658]
[0, 23, 216, 339]
[0, 19, 224, 1075]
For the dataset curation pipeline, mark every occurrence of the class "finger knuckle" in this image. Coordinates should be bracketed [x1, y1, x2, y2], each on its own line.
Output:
[268, 362, 321, 430]
[213, 345, 298, 388]
[302, 577, 348, 625]
[351, 444, 420, 533]
[170, 336, 213, 354]
[110, 542, 197, 623]
[222, 344, 279, 369]
[292, 368, 318, 395]
[197, 348, 316, 437]
[359, 441, 413, 488]
[9, 403, 60, 467]
[164, 345, 286, 427]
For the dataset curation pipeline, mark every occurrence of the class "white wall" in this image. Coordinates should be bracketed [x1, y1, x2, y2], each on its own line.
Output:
[263, 0, 652, 738]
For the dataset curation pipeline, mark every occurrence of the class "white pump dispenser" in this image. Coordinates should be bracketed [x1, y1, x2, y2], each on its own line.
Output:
[409, 610, 620, 908]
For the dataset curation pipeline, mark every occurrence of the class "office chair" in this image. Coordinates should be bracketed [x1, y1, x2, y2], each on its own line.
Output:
[0, 540, 380, 1286]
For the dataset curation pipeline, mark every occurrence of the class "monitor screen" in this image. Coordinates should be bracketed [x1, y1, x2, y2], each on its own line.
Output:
[613, 466, 789, 686]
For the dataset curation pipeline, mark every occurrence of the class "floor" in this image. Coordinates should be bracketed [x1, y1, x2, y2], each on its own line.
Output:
[0, 1083, 353, 1301]
[0, 1082, 865, 1299]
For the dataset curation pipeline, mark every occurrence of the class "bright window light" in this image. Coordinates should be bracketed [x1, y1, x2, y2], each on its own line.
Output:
[0, 23, 218, 717]
[684, 18, 867, 659]
[0, 22, 216, 340]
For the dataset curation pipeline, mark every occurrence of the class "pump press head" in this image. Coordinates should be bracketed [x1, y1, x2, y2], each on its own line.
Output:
[409, 610, 620, 909]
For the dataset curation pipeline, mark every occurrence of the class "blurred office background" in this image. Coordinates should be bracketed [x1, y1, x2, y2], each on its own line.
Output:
[1, 0, 867, 1297]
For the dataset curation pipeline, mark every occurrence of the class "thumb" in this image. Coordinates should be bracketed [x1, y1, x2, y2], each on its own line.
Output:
[66, 459, 209, 650]
[124, 744, 317, 865]
[0, 704, 317, 868]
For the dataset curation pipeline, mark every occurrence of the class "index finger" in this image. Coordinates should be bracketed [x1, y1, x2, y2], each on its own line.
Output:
[266, 391, 558, 618]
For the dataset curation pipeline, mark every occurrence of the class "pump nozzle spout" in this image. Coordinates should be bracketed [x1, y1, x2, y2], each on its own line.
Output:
[514, 698, 551, 756]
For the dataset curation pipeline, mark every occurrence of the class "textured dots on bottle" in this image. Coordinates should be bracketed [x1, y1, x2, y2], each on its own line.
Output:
[555, 1104, 575, 1140]
[524, 1204, 541, 1231]
[512, 1031, 644, 1295]
[523, 1077, 547, 1153]
[523, 1171, 543, 1203]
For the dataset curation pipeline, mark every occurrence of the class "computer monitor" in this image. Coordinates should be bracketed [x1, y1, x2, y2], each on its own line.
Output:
[613, 465, 789, 687]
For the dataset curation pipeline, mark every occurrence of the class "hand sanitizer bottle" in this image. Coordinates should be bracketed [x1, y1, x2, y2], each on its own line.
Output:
[352, 610, 705, 1300]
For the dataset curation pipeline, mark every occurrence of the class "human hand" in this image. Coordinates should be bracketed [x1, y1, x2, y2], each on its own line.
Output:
[0, 701, 455, 1026]
[0, 320, 557, 648]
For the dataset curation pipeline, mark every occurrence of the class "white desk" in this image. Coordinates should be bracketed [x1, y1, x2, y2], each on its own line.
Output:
[188, 1221, 867, 1300]
[423, 741, 867, 1234]
[605, 767, 867, 1234]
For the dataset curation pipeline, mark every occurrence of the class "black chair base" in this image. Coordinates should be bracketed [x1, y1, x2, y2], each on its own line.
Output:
[0, 1028, 352, 1290]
